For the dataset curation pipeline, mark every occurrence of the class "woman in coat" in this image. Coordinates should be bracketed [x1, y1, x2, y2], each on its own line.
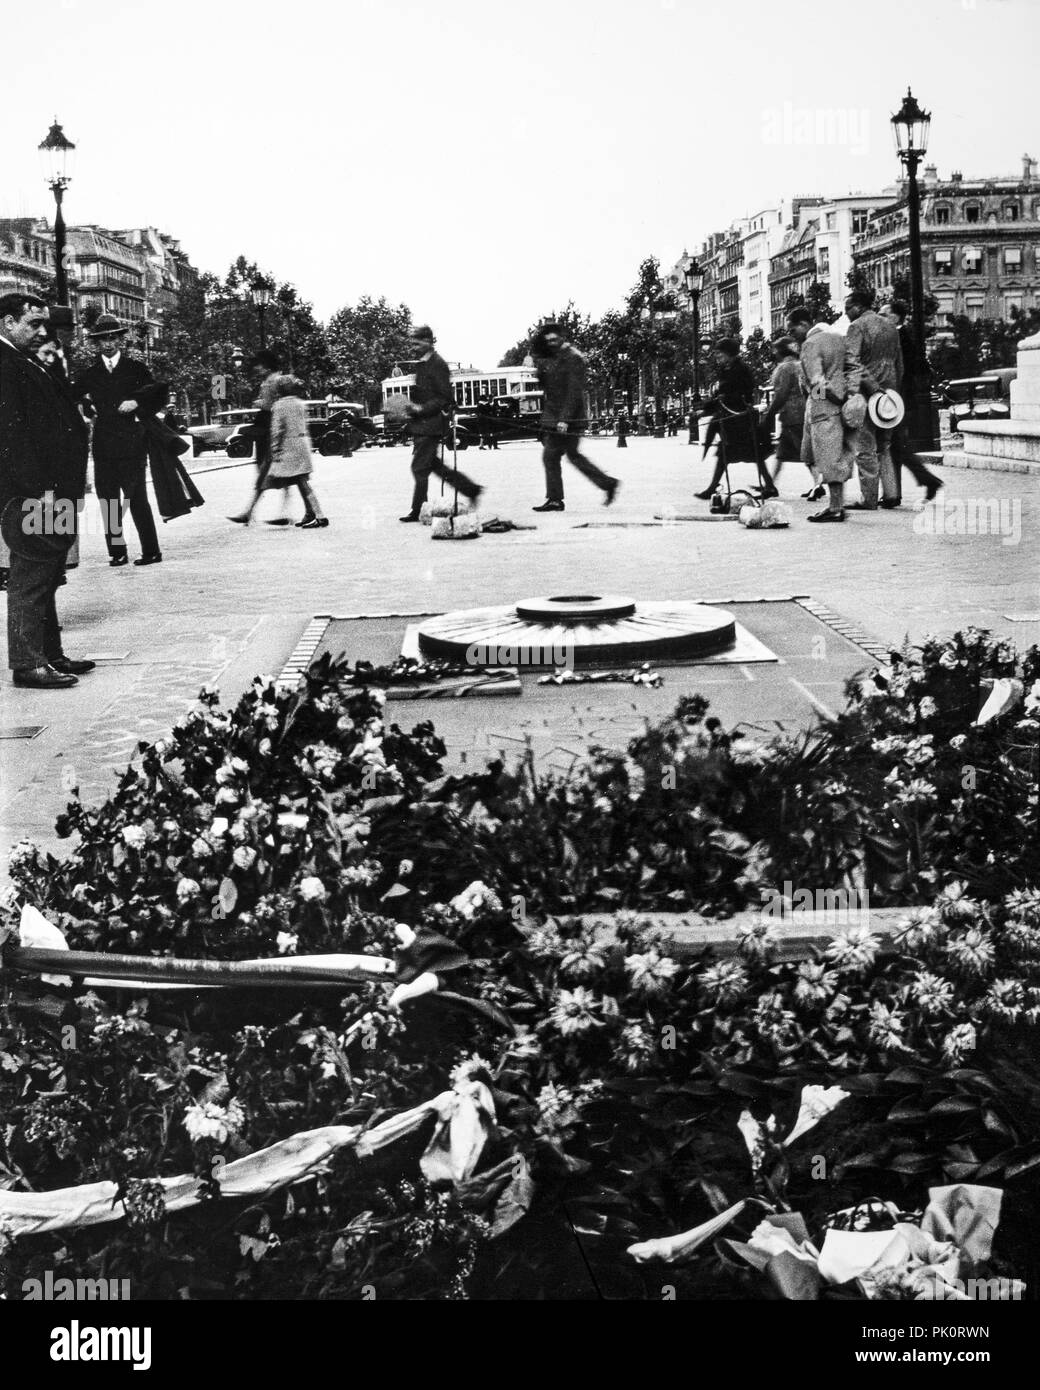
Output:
[229, 377, 327, 527]
[763, 336, 822, 498]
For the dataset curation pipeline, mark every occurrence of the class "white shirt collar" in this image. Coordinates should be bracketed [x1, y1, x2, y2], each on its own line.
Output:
[103, 350, 121, 370]
[419, 350, 433, 362]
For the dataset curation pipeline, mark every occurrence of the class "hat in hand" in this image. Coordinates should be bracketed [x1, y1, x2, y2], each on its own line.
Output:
[841, 394, 867, 429]
[86, 313, 128, 339]
[867, 388, 905, 428]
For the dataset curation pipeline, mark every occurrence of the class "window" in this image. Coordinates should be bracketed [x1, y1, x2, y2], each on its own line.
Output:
[934, 205, 950, 225]
[818, 248, 830, 275]
[1005, 293, 1024, 317]
[826, 212, 836, 230]
[851, 210, 870, 234]
[962, 247, 983, 274]
[965, 296, 985, 321]
[1005, 247, 1023, 271]
[1003, 202, 1019, 221]
[935, 292, 955, 317]
[965, 204, 981, 223]
[934, 249, 953, 275]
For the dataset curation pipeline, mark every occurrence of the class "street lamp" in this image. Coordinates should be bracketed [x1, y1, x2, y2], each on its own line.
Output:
[891, 87, 939, 452]
[247, 275, 273, 350]
[38, 119, 75, 307]
[684, 258, 704, 443]
[617, 350, 631, 412]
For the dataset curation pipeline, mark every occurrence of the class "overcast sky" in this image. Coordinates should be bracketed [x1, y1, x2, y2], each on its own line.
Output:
[1, 0, 1035, 365]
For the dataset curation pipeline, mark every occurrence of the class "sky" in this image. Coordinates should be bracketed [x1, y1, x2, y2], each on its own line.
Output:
[1, 0, 1036, 366]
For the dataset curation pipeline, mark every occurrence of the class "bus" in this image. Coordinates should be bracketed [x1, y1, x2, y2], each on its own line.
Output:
[382, 363, 540, 412]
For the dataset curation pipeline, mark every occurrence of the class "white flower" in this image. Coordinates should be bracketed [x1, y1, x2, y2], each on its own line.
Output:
[825, 926, 880, 973]
[191, 836, 212, 859]
[942, 1022, 977, 1063]
[918, 696, 938, 719]
[277, 812, 308, 833]
[275, 931, 298, 956]
[450, 880, 503, 920]
[394, 923, 417, 950]
[949, 734, 967, 751]
[176, 878, 201, 902]
[624, 950, 679, 996]
[183, 1099, 245, 1146]
[210, 818, 230, 837]
[737, 1109, 768, 1172]
[938, 648, 960, 670]
[121, 825, 147, 850]
[298, 876, 327, 902]
[216, 787, 238, 805]
[1024, 680, 1040, 716]
[628, 1200, 748, 1264]
[232, 846, 257, 871]
[548, 986, 601, 1036]
[783, 1086, 850, 1146]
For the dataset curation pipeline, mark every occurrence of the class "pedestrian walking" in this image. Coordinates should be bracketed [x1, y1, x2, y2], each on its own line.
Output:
[229, 352, 301, 525]
[879, 300, 943, 505]
[230, 377, 327, 528]
[399, 326, 483, 522]
[0, 293, 92, 687]
[762, 335, 813, 491]
[531, 323, 618, 512]
[695, 338, 774, 498]
[800, 313, 854, 523]
[75, 313, 165, 566]
[843, 289, 903, 510]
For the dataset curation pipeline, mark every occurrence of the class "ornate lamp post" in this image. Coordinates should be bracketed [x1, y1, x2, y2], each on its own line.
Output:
[684, 258, 704, 443]
[891, 88, 939, 452]
[231, 346, 245, 406]
[617, 350, 631, 412]
[247, 275, 273, 350]
[38, 119, 75, 307]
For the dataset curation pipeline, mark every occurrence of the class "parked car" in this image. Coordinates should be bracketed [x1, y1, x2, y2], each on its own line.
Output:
[187, 410, 250, 457]
[316, 404, 377, 456]
[226, 401, 363, 459]
[936, 375, 1012, 428]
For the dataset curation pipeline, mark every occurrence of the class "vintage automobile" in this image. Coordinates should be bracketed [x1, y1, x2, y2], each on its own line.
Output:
[316, 404, 378, 456]
[187, 409, 253, 457]
[452, 390, 543, 446]
[226, 400, 365, 459]
[937, 374, 1013, 428]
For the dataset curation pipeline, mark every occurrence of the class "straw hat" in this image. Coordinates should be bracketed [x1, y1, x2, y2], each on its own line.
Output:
[867, 388, 905, 428]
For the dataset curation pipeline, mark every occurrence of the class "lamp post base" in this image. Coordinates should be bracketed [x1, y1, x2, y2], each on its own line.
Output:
[908, 386, 940, 455]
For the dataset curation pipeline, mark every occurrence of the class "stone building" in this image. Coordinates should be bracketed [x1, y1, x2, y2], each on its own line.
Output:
[852, 155, 1040, 322]
[109, 227, 200, 350]
[0, 217, 63, 298]
[65, 225, 149, 328]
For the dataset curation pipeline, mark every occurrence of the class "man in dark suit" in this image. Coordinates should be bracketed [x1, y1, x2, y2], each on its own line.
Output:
[880, 301, 943, 504]
[0, 293, 92, 688]
[399, 326, 483, 522]
[532, 323, 618, 512]
[843, 290, 903, 510]
[75, 313, 166, 565]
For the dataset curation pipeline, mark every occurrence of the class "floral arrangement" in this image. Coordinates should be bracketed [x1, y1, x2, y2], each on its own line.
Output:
[0, 632, 1036, 1299]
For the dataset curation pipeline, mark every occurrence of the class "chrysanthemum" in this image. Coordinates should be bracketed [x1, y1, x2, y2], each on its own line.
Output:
[825, 926, 881, 973]
[547, 987, 601, 1036]
[942, 1022, 977, 1063]
[559, 931, 609, 981]
[867, 1001, 909, 1052]
[910, 971, 955, 1017]
[624, 950, 679, 997]
[736, 918, 779, 962]
[943, 928, 996, 977]
[981, 977, 1024, 1023]
[893, 907, 942, 951]
[614, 1022, 656, 1072]
[793, 961, 838, 1006]
[698, 959, 750, 1006]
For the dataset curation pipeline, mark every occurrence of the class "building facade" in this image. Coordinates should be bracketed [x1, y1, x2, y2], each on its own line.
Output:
[0, 217, 62, 298]
[852, 156, 1040, 322]
[66, 225, 148, 328]
[109, 227, 200, 349]
[739, 208, 785, 339]
[812, 192, 892, 309]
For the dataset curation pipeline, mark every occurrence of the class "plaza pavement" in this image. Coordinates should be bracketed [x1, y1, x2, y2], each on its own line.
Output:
[1, 436, 1037, 866]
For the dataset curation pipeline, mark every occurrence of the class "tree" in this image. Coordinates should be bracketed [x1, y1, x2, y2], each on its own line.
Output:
[498, 301, 593, 367]
[325, 296, 414, 411]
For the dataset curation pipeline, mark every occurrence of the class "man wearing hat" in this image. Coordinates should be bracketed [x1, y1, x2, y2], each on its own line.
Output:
[800, 310, 854, 522]
[75, 314, 166, 565]
[399, 326, 483, 522]
[0, 293, 92, 687]
[843, 290, 903, 510]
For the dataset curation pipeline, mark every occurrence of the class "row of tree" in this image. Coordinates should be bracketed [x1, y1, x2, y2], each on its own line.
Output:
[55, 249, 1040, 421]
